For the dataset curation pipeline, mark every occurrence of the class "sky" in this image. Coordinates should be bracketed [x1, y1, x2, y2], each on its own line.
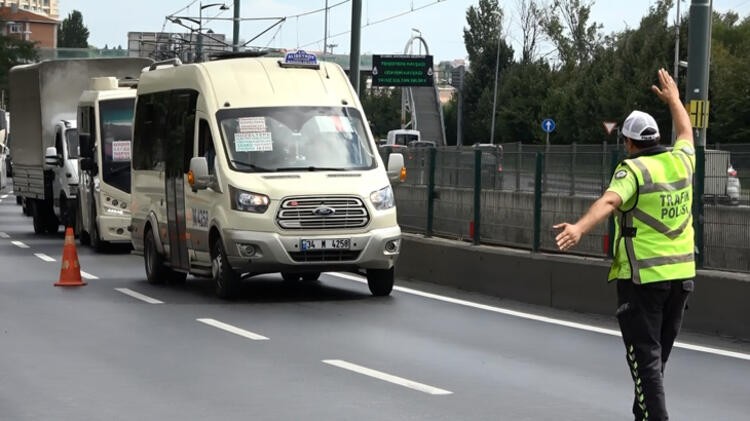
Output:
[58, 0, 750, 62]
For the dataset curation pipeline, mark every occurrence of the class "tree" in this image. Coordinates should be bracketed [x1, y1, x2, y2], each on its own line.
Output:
[461, 0, 515, 144]
[57, 10, 90, 48]
[0, 34, 38, 101]
[360, 88, 401, 140]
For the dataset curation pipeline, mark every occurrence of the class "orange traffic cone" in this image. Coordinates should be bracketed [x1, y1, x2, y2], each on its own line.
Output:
[55, 227, 86, 287]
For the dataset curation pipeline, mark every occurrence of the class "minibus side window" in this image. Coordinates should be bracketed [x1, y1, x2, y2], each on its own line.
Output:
[197, 119, 215, 175]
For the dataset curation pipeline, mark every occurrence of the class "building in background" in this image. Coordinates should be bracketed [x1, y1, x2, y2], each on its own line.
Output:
[0, 4, 58, 48]
[128, 31, 229, 62]
[0, 0, 58, 19]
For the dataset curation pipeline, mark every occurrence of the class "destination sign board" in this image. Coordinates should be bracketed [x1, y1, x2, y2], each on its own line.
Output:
[371, 54, 434, 87]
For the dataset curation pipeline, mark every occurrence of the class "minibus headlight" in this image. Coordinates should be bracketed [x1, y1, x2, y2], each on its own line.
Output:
[230, 186, 270, 213]
[370, 185, 395, 210]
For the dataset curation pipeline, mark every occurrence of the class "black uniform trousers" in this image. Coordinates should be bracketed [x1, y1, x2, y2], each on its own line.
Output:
[615, 278, 693, 421]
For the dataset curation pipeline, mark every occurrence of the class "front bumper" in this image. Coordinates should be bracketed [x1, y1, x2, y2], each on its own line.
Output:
[222, 225, 401, 274]
[98, 214, 132, 243]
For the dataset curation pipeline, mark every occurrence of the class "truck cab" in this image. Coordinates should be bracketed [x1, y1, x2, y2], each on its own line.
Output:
[42, 120, 80, 231]
[76, 77, 138, 250]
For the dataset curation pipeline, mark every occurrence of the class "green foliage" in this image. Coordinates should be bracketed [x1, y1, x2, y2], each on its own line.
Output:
[0, 34, 38, 103]
[453, 0, 750, 145]
[361, 88, 402, 140]
[57, 10, 90, 48]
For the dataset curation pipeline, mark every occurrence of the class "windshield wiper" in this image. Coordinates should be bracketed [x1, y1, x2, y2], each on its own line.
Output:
[230, 160, 274, 172]
[276, 166, 346, 172]
[108, 164, 131, 176]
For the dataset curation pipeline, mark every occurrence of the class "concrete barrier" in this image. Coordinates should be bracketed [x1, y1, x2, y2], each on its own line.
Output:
[396, 234, 750, 340]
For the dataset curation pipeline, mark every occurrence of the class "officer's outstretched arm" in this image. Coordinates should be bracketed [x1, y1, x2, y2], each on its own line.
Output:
[651, 68, 693, 146]
[554, 191, 622, 252]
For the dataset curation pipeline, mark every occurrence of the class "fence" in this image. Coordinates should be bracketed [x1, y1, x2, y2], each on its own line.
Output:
[384, 143, 750, 273]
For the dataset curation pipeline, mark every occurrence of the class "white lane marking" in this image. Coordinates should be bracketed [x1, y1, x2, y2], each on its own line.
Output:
[0, 232, 10, 238]
[80, 271, 99, 280]
[330, 272, 750, 362]
[323, 359, 452, 395]
[34, 253, 56, 262]
[197, 318, 269, 340]
[11, 241, 29, 249]
[115, 288, 164, 304]
[1, 194, 7, 199]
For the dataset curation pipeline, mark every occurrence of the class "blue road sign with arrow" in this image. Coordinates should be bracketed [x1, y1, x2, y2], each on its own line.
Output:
[542, 118, 556, 133]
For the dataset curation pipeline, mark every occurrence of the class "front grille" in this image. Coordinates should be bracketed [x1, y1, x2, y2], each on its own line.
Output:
[277, 196, 369, 230]
[289, 250, 362, 262]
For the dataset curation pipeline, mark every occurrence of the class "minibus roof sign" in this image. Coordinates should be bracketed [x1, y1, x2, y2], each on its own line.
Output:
[280, 50, 319, 69]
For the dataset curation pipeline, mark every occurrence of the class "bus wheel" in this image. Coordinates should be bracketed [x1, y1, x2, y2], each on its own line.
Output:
[366, 268, 394, 297]
[212, 238, 240, 300]
[144, 228, 167, 284]
[302, 272, 321, 281]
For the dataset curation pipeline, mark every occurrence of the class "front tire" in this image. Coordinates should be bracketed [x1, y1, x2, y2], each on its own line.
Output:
[366, 268, 394, 297]
[212, 237, 241, 299]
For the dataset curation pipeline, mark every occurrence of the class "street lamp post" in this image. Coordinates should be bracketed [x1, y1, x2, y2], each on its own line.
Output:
[489, 13, 501, 145]
[197, 2, 229, 62]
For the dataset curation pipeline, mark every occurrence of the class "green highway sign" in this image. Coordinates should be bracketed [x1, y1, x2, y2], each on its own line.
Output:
[371, 54, 434, 87]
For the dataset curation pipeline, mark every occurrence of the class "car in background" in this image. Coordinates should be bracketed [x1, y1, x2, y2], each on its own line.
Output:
[408, 140, 436, 148]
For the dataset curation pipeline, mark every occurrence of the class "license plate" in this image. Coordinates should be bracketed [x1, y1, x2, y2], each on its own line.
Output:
[300, 238, 351, 251]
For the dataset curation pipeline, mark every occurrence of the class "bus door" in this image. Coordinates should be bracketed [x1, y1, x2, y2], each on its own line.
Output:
[164, 91, 198, 272]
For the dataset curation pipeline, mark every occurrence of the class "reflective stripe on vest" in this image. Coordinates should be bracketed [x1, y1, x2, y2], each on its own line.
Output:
[615, 153, 696, 284]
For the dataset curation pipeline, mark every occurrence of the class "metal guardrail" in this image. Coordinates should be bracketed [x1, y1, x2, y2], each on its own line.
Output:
[383, 143, 750, 273]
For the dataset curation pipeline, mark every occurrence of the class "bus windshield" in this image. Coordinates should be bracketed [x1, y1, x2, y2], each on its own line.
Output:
[99, 98, 135, 193]
[217, 106, 376, 172]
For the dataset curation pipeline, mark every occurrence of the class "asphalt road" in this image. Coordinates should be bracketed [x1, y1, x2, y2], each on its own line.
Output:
[1, 189, 749, 421]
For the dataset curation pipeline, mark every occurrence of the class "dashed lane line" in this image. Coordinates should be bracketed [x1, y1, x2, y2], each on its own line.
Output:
[0, 232, 9, 238]
[330, 272, 750, 362]
[81, 271, 99, 280]
[34, 253, 56, 262]
[196, 318, 269, 340]
[11, 241, 29, 249]
[323, 359, 453, 395]
[1, 194, 7, 199]
[115, 288, 164, 304]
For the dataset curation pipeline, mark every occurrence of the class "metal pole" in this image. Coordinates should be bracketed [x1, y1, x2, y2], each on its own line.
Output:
[233, 0, 240, 52]
[685, 0, 712, 147]
[671, 0, 683, 143]
[197, 3, 203, 62]
[349, 0, 362, 95]
[489, 16, 501, 145]
[324, 0, 329, 56]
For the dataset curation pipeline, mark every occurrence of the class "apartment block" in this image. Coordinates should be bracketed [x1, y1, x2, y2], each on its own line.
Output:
[0, 0, 58, 19]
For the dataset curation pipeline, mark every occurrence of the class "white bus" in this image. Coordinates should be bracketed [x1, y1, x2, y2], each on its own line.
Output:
[130, 51, 405, 299]
[76, 77, 138, 250]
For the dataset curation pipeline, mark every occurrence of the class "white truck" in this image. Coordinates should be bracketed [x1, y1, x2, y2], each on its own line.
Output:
[75, 77, 139, 250]
[8, 58, 152, 234]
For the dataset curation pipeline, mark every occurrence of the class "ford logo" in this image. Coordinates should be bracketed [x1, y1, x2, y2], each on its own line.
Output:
[313, 206, 336, 216]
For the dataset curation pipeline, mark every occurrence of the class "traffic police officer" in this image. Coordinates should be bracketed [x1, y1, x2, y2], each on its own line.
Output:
[553, 68, 695, 421]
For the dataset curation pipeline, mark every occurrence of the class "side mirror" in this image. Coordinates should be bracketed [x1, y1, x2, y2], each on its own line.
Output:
[78, 133, 93, 159]
[44, 146, 62, 167]
[387, 152, 406, 183]
[188, 157, 213, 191]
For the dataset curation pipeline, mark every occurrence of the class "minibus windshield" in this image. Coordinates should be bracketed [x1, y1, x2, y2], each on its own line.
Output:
[217, 106, 376, 172]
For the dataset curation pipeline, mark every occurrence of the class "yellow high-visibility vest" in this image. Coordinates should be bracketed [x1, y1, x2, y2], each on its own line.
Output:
[609, 150, 696, 284]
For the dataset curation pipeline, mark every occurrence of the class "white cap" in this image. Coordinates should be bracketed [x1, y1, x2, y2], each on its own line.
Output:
[621, 110, 660, 142]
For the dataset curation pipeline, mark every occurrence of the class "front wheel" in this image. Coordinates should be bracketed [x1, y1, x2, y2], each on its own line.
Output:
[366, 268, 394, 297]
[212, 237, 241, 299]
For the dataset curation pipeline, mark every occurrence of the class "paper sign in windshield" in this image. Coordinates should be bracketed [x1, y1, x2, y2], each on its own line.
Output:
[112, 141, 131, 161]
[235, 132, 273, 152]
[238, 117, 266, 133]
